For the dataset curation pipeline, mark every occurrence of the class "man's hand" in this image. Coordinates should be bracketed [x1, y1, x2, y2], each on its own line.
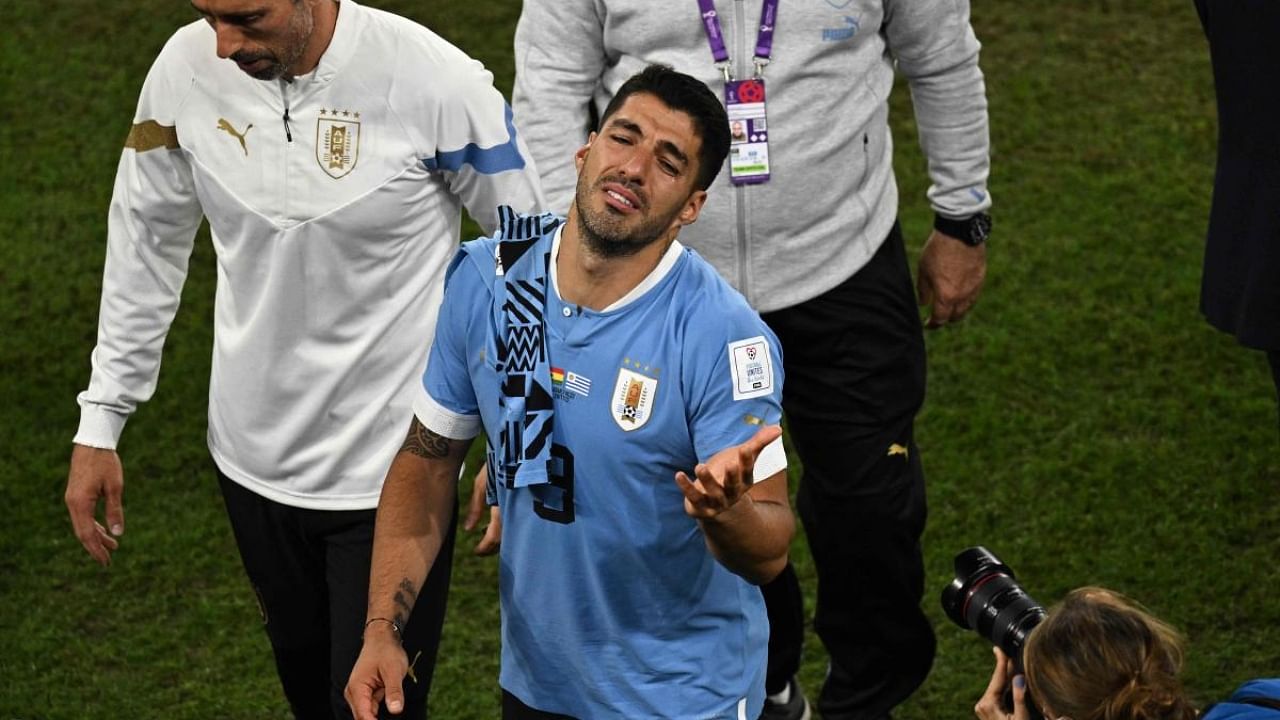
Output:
[345, 626, 409, 720]
[65, 444, 126, 566]
[463, 462, 501, 556]
[973, 647, 1031, 720]
[675, 425, 782, 522]
[918, 229, 987, 328]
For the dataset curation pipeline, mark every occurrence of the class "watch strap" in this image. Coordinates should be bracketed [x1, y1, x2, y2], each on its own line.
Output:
[934, 212, 991, 247]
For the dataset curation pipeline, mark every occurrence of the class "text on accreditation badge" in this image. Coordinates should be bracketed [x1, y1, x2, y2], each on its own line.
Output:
[725, 78, 770, 186]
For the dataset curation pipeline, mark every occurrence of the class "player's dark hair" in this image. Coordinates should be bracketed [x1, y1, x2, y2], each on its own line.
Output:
[599, 64, 730, 191]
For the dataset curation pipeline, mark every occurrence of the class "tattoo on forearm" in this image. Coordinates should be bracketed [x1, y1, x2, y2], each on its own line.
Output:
[393, 577, 418, 628]
[400, 417, 450, 459]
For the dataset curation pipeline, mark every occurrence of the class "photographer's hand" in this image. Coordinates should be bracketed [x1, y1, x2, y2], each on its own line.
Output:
[974, 647, 1031, 720]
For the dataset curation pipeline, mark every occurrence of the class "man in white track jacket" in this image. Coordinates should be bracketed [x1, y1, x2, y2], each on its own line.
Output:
[64, 1, 543, 717]
[513, 2, 991, 718]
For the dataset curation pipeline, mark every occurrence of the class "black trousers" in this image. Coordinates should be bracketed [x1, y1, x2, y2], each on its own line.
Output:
[759, 222, 935, 720]
[218, 469, 457, 720]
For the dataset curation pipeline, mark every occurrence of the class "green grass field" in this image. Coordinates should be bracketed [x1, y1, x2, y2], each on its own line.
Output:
[3, 1, 1278, 718]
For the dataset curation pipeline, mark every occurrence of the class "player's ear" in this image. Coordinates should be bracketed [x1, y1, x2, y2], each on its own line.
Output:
[574, 132, 596, 174]
[677, 189, 707, 226]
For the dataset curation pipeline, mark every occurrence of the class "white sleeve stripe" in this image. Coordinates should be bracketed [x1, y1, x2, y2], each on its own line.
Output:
[412, 391, 482, 440]
[753, 436, 788, 481]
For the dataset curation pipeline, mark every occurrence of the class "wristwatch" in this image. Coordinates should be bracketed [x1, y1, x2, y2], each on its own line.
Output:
[934, 212, 992, 247]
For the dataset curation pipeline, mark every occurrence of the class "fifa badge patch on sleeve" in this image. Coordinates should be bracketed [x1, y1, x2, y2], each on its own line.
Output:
[728, 336, 774, 400]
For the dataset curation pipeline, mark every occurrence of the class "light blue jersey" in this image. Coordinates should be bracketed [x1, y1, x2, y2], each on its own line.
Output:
[416, 221, 785, 719]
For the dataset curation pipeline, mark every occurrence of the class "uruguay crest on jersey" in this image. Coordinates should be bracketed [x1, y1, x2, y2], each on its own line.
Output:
[316, 108, 361, 178]
[611, 367, 658, 430]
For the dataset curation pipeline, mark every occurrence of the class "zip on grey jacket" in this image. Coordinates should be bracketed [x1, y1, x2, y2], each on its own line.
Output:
[513, 0, 991, 312]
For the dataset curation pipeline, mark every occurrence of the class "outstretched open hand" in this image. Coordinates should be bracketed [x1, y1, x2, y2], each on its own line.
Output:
[675, 425, 782, 521]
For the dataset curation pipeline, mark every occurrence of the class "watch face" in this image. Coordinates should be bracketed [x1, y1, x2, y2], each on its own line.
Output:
[971, 214, 992, 244]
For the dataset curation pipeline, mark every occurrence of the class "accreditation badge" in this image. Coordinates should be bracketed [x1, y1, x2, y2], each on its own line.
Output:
[725, 78, 770, 186]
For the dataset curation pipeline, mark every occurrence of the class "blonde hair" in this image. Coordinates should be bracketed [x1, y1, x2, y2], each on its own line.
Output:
[1023, 587, 1198, 720]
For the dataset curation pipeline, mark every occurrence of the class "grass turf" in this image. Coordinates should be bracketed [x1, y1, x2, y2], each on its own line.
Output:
[2, 1, 1277, 718]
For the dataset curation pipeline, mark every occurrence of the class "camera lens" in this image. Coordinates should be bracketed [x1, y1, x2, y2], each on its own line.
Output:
[941, 547, 1047, 661]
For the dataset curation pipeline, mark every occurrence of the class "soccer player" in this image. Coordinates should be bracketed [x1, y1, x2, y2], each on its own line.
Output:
[346, 65, 794, 719]
[514, 2, 993, 716]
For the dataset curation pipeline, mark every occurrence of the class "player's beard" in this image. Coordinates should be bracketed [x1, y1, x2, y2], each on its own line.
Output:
[230, 1, 316, 81]
[573, 173, 682, 259]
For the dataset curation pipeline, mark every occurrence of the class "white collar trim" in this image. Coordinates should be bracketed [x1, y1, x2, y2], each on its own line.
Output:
[550, 225, 684, 313]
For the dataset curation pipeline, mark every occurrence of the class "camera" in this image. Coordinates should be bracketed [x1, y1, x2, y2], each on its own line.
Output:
[942, 546, 1046, 663]
[942, 547, 1047, 718]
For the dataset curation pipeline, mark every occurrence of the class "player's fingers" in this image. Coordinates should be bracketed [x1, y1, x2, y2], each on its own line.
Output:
[346, 679, 377, 720]
[675, 471, 715, 517]
[94, 522, 120, 552]
[742, 438, 757, 481]
[739, 425, 782, 460]
[693, 463, 728, 505]
[712, 446, 749, 499]
[464, 465, 488, 531]
[474, 526, 500, 556]
[84, 538, 109, 566]
[684, 466, 715, 490]
[936, 290, 960, 320]
[474, 508, 502, 556]
[956, 277, 983, 308]
[927, 298, 956, 328]
[343, 686, 361, 720]
[104, 478, 124, 537]
[674, 471, 702, 500]
[66, 496, 108, 566]
[64, 484, 95, 531]
[382, 665, 405, 715]
[919, 273, 944, 329]
[74, 523, 108, 565]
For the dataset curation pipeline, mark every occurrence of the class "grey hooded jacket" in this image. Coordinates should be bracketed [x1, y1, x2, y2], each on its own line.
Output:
[513, 0, 991, 312]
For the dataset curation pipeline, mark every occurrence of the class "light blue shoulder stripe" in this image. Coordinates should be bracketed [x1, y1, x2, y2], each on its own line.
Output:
[422, 104, 527, 175]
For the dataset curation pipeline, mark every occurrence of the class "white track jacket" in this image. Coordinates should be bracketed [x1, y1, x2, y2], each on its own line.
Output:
[75, 0, 544, 509]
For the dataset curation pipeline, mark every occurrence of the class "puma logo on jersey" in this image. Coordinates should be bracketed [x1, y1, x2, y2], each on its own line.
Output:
[406, 650, 423, 684]
[217, 118, 253, 155]
[888, 443, 909, 459]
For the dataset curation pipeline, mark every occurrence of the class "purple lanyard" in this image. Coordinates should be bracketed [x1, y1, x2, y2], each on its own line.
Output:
[696, 0, 779, 79]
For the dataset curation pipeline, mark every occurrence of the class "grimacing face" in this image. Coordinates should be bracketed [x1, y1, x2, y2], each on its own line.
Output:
[572, 92, 705, 258]
[191, 0, 318, 80]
